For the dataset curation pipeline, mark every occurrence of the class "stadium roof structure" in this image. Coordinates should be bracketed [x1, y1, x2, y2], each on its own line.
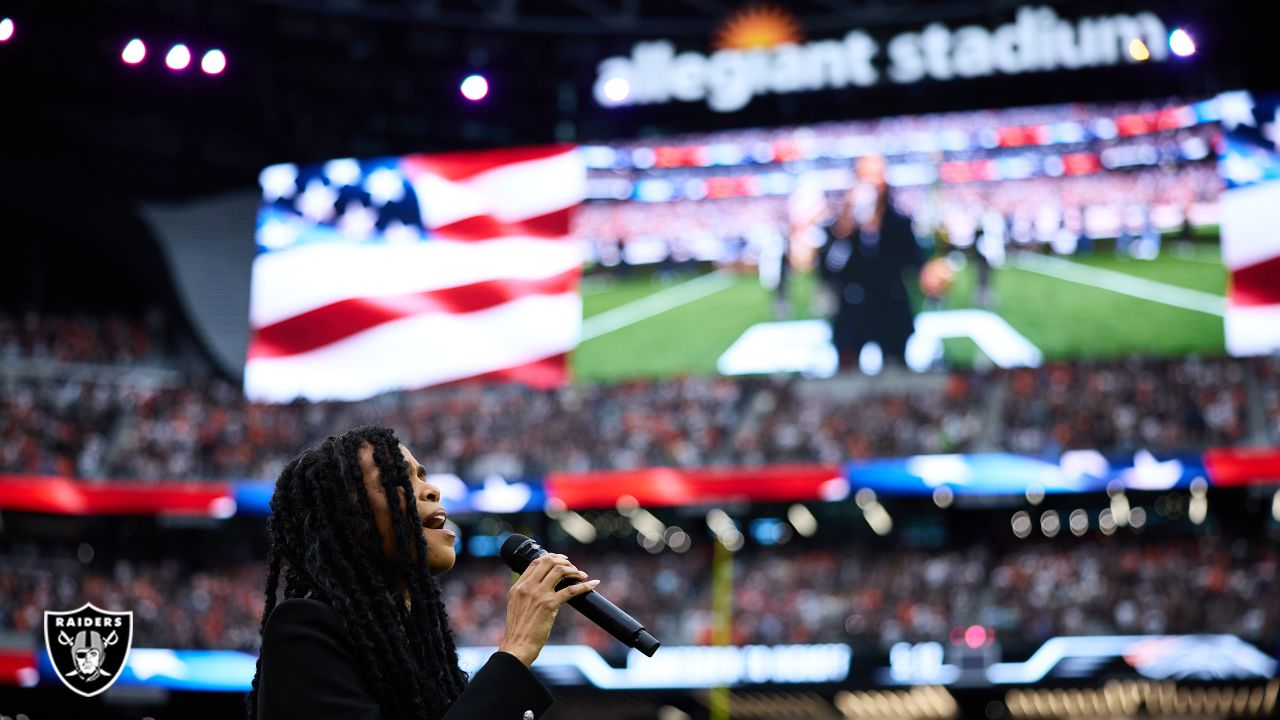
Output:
[244, 0, 1081, 37]
[1, 0, 1271, 200]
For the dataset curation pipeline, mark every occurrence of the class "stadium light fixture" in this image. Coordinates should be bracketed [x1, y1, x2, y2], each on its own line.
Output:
[1011, 511, 1031, 539]
[1168, 28, 1196, 57]
[665, 527, 691, 553]
[855, 489, 892, 536]
[557, 512, 597, 544]
[601, 76, 631, 104]
[121, 38, 146, 65]
[1188, 477, 1208, 525]
[706, 509, 744, 551]
[1040, 510, 1060, 538]
[627, 507, 667, 542]
[1127, 38, 1151, 62]
[932, 486, 954, 509]
[166, 43, 191, 71]
[787, 504, 818, 536]
[201, 49, 227, 75]
[1025, 483, 1045, 505]
[615, 494, 639, 515]
[1098, 509, 1117, 535]
[1110, 490, 1131, 528]
[1068, 509, 1089, 536]
[1128, 507, 1147, 529]
[460, 74, 489, 101]
[0, 17, 14, 42]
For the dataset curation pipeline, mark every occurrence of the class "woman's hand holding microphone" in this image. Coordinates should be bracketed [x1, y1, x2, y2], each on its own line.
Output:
[498, 553, 599, 667]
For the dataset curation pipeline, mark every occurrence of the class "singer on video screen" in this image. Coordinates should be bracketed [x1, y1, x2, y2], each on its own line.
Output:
[246, 424, 599, 720]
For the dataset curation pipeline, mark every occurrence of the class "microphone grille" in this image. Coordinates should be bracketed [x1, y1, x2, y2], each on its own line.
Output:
[499, 533, 535, 571]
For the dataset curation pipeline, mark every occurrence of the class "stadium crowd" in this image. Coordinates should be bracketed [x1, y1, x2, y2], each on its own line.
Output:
[1003, 356, 1251, 455]
[1, 307, 1275, 661]
[0, 311, 1267, 480]
[520, 534, 1279, 652]
[598, 97, 1203, 166]
[1256, 355, 1280, 444]
[578, 165, 1219, 263]
[735, 372, 987, 461]
[0, 311, 153, 366]
[576, 103, 1221, 266]
[2, 534, 1273, 654]
[2, 357, 1258, 482]
[0, 548, 263, 652]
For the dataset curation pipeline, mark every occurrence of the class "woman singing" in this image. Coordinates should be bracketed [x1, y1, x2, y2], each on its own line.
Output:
[245, 424, 597, 720]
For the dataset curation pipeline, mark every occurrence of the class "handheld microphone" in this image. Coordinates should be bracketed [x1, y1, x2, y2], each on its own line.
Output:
[500, 534, 660, 657]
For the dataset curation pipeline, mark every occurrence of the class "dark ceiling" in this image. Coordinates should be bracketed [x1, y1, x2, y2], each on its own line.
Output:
[0, 0, 1272, 202]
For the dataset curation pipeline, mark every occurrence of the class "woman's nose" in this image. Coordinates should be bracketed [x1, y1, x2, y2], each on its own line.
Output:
[419, 483, 440, 503]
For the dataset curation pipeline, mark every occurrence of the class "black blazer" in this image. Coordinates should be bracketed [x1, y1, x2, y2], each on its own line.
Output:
[256, 597, 553, 720]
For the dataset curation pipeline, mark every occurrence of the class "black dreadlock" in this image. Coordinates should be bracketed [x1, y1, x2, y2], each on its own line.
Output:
[245, 425, 469, 720]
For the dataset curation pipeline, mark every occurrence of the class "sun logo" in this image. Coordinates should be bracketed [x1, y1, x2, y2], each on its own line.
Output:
[713, 4, 805, 51]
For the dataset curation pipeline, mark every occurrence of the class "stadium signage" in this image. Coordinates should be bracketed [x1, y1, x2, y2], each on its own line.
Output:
[593, 5, 1170, 112]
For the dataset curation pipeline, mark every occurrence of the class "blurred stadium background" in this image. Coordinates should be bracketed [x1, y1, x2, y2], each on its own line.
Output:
[2, 0, 1280, 718]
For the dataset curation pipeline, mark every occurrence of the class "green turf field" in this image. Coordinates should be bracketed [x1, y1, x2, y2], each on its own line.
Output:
[570, 243, 1229, 382]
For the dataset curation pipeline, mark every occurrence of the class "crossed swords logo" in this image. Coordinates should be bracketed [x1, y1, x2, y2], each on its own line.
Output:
[56, 628, 120, 681]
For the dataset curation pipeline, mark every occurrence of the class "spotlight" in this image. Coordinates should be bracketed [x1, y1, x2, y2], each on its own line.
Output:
[1127, 38, 1151, 62]
[1011, 511, 1031, 538]
[166, 43, 191, 71]
[201, 49, 226, 75]
[787, 504, 819, 536]
[1169, 28, 1196, 57]
[1040, 510, 1060, 538]
[460, 74, 489, 101]
[121, 38, 146, 65]
[0, 17, 13, 43]
[602, 76, 631, 104]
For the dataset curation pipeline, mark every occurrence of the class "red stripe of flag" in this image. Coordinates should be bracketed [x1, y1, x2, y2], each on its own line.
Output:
[447, 352, 570, 389]
[401, 144, 576, 183]
[248, 269, 580, 359]
[430, 207, 573, 240]
[1229, 254, 1280, 308]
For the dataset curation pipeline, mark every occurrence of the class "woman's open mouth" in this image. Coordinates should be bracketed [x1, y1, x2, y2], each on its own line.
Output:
[422, 510, 455, 537]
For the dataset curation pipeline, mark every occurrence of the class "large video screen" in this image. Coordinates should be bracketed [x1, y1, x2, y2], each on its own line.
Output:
[250, 94, 1242, 400]
[572, 95, 1229, 381]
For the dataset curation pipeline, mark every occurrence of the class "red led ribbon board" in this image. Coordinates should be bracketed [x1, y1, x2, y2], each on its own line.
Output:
[545, 464, 844, 510]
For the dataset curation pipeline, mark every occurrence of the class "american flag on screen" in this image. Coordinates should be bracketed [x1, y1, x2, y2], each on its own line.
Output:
[1217, 91, 1280, 356]
[245, 144, 585, 402]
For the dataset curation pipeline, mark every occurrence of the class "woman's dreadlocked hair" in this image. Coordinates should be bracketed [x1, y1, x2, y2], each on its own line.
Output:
[245, 425, 469, 720]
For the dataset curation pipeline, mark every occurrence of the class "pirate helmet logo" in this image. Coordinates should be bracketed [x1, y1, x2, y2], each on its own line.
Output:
[43, 603, 133, 697]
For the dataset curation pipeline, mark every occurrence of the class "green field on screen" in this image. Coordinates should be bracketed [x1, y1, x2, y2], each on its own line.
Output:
[570, 243, 1228, 382]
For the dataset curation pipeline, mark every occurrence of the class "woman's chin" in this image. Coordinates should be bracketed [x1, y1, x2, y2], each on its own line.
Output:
[422, 528, 457, 575]
[428, 553, 456, 576]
